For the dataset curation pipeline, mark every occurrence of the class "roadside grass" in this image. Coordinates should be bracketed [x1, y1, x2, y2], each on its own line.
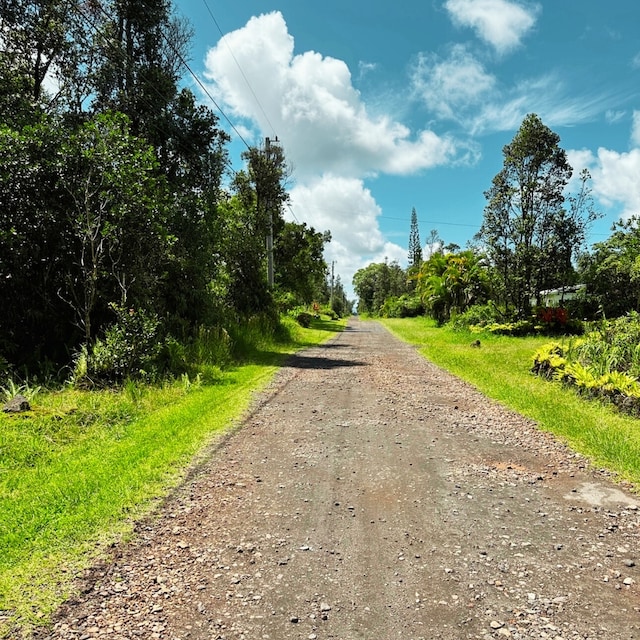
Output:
[380, 317, 640, 487]
[0, 315, 345, 634]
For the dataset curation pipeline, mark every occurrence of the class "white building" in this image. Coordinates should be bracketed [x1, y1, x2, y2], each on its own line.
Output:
[533, 284, 586, 307]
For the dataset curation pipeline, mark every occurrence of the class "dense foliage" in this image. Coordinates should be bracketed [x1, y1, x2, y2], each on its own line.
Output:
[577, 216, 640, 318]
[532, 313, 640, 416]
[354, 114, 640, 333]
[477, 114, 598, 317]
[0, 0, 336, 382]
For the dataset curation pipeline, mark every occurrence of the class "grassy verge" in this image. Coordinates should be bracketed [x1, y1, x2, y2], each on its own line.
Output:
[380, 317, 640, 486]
[0, 315, 345, 634]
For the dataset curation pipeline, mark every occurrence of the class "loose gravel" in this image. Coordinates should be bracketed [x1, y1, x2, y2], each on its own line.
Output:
[30, 319, 639, 639]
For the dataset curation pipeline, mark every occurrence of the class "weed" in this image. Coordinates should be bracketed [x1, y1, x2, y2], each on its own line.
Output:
[1, 379, 42, 403]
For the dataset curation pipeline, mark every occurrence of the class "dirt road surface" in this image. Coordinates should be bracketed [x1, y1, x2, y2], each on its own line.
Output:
[38, 319, 639, 640]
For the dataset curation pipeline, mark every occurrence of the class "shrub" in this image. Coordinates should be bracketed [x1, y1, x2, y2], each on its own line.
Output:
[380, 294, 424, 318]
[73, 305, 161, 385]
[531, 342, 567, 379]
[474, 320, 536, 337]
[450, 303, 505, 330]
[534, 306, 584, 336]
[296, 312, 313, 328]
[531, 317, 640, 417]
[319, 305, 339, 320]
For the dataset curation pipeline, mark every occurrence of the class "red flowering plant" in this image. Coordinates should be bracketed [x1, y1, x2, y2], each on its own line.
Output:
[536, 306, 569, 334]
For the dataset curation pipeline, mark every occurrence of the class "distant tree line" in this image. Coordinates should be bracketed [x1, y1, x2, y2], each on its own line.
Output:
[354, 114, 638, 328]
[0, 0, 339, 380]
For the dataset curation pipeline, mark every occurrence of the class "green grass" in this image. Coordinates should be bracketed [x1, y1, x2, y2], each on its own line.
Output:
[380, 316, 640, 486]
[0, 315, 345, 635]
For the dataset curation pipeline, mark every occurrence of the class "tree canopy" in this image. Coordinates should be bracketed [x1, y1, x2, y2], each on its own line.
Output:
[0, 0, 333, 378]
[477, 113, 587, 316]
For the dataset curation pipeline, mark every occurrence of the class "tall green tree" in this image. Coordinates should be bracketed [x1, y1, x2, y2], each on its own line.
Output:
[275, 223, 330, 305]
[353, 260, 407, 315]
[478, 113, 577, 316]
[578, 215, 640, 318]
[90, 0, 189, 140]
[408, 207, 422, 269]
[329, 275, 352, 317]
[58, 112, 168, 345]
[157, 89, 230, 329]
[0, 0, 77, 125]
[220, 141, 289, 317]
[0, 115, 75, 366]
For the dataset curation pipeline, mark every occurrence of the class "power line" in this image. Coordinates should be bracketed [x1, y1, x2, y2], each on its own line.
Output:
[286, 203, 300, 223]
[73, 0, 251, 150]
[201, 0, 278, 140]
[173, 49, 252, 150]
[378, 215, 481, 229]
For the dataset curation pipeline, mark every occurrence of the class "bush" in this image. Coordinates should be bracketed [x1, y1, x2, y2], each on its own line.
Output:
[72, 305, 161, 385]
[274, 291, 298, 313]
[296, 312, 313, 328]
[380, 294, 424, 318]
[319, 304, 339, 320]
[473, 320, 536, 337]
[450, 303, 505, 330]
[531, 320, 640, 417]
[531, 342, 567, 379]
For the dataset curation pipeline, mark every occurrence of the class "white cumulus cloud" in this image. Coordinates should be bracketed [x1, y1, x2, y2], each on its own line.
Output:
[444, 0, 541, 54]
[289, 176, 405, 296]
[568, 145, 640, 222]
[204, 11, 458, 180]
[412, 45, 496, 121]
[203, 11, 460, 295]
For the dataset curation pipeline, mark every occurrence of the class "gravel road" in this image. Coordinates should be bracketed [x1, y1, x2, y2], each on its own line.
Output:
[38, 319, 639, 640]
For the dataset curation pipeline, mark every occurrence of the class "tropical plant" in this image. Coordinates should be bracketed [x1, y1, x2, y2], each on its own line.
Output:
[415, 250, 490, 324]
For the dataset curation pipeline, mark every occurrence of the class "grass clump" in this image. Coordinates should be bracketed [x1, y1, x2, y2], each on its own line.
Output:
[380, 316, 640, 487]
[0, 314, 345, 635]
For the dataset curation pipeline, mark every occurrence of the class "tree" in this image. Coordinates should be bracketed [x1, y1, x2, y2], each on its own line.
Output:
[157, 89, 230, 329]
[329, 275, 352, 317]
[58, 112, 168, 346]
[415, 249, 490, 324]
[238, 139, 289, 296]
[90, 0, 190, 142]
[478, 113, 578, 316]
[353, 260, 407, 315]
[408, 207, 422, 269]
[0, 0, 77, 125]
[0, 115, 75, 366]
[577, 216, 640, 318]
[275, 223, 330, 305]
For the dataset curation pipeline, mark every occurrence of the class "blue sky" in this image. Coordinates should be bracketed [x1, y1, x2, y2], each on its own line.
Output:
[174, 0, 640, 296]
